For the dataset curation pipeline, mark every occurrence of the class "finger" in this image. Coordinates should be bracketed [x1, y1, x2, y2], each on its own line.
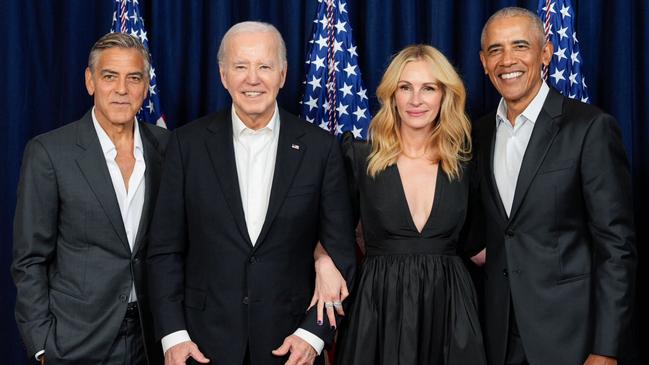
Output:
[283, 351, 300, 365]
[335, 301, 345, 316]
[308, 293, 318, 310]
[341, 284, 350, 301]
[326, 305, 336, 328]
[316, 299, 324, 326]
[272, 339, 291, 356]
[189, 347, 211, 364]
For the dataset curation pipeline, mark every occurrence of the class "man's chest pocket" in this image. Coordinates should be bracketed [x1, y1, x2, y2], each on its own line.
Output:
[538, 158, 576, 175]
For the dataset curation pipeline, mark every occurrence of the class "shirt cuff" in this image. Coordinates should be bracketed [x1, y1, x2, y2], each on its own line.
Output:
[293, 328, 325, 355]
[161, 330, 191, 354]
[35, 350, 44, 360]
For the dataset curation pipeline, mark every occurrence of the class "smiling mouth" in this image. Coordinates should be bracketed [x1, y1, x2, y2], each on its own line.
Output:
[243, 91, 263, 97]
[500, 71, 523, 80]
[407, 110, 427, 117]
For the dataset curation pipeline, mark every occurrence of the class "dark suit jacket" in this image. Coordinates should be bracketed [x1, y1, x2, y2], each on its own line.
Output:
[472, 88, 637, 365]
[12, 111, 169, 364]
[147, 109, 356, 365]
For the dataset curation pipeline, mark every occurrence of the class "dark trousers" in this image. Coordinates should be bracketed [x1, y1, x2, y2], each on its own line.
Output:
[103, 302, 146, 365]
[506, 303, 529, 365]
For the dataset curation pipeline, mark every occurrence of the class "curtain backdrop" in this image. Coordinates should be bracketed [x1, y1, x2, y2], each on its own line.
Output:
[1, 1, 646, 364]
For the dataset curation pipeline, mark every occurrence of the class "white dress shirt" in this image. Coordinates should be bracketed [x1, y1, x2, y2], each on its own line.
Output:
[161, 104, 325, 356]
[493, 82, 549, 216]
[35, 109, 146, 360]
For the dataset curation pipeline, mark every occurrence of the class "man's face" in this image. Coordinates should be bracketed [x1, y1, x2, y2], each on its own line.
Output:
[479, 16, 552, 110]
[85, 48, 148, 127]
[219, 31, 287, 128]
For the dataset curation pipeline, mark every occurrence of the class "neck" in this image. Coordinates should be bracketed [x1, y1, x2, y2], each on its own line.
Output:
[400, 126, 432, 159]
[97, 118, 135, 145]
[505, 82, 543, 125]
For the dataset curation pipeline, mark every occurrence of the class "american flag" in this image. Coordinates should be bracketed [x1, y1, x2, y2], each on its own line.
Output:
[538, 0, 589, 103]
[301, 0, 370, 139]
[111, 0, 167, 127]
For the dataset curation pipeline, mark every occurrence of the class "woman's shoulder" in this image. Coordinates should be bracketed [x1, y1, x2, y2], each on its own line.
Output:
[341, 131, 371, 160]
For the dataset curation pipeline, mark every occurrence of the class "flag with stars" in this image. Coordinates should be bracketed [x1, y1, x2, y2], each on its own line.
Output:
[111, 0, 167, 127]
[538, 0, 589, 103]
[301, 0, 370, 139]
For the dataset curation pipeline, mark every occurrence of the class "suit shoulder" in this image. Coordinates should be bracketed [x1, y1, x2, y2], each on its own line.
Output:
[174, 111, 228, 137]
[562, 97, 610, 122]
[29, 117, 85, 148]
[282, 111, 336, 142]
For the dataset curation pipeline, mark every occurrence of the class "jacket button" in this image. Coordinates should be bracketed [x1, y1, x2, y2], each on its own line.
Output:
[119, 294, 127, 302]
[503, 269, 509, 278]
[505, 230, 514, 237]
[249, 256, 256, 264]
[242, 296, 249, 305]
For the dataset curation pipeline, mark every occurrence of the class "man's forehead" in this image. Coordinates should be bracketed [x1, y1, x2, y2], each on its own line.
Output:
[485, 17, 536, 43]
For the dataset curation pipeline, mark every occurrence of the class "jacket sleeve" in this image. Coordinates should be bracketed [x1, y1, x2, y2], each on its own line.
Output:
[580, 113, 637, 357]
[11, 139, 58, 357]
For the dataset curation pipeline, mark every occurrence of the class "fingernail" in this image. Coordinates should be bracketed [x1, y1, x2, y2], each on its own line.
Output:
[330, 325, 336, 330]
[317, 320, 323, 325]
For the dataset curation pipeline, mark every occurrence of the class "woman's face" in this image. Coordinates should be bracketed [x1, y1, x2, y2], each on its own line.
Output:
[394, 59, 443, 133]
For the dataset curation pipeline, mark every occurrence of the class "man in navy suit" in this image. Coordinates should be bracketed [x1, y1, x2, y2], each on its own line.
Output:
[147, 21, 356, 365]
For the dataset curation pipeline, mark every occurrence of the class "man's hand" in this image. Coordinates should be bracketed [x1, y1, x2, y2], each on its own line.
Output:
[39, 354, 45, 365]
[470, 248, 486, 266]
[583, 354, 617, 365]
[165, 341, 210, 365]
[311, 242, 348, 328]
[272, 334, 318, 365]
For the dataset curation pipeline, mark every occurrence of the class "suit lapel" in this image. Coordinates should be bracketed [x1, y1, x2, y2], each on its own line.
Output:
[75, 111, 130, 253]
[253, 111, 306, 252]
[508, 89, 563, 222]
[132, 123, 162, 256]
[205, 113, 253, 247]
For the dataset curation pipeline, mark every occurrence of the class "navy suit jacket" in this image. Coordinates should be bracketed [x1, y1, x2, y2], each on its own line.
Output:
[147, 109, 356, 365]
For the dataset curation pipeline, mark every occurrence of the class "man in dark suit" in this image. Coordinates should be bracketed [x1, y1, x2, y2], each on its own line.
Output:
[146, 21, 356, 365]
[472, 7, 637, 365]
[12, 33, 168, 364]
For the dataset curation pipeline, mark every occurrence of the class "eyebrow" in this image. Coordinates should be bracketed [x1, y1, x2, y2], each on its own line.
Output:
[398, 80, 438, 87]
[99, 69, 144, 77]
[486, 39, 531, 52]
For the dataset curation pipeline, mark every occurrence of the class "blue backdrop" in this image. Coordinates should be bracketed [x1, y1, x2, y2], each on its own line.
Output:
[1, 1, 646, 364]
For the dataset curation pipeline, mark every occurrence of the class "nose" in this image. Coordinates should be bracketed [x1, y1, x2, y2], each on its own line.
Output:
[501, 47, 517, 67]
[245, 68, 260, 84]
[409, 90, 423, 105]
[115, 77, 127, 95]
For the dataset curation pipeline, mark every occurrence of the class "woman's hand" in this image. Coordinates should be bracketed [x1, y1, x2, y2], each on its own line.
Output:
[309, 242, 349, 328]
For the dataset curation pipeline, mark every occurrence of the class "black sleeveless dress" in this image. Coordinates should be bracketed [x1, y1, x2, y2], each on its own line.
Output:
[335, 134, 486, 365]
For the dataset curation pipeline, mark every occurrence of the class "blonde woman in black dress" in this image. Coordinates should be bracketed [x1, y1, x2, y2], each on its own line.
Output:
[313, 44, 486, 365]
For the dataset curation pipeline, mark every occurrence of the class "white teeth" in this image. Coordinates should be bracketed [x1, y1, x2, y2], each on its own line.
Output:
[501, 72, 522, 80]
[244, 92, 262, 97]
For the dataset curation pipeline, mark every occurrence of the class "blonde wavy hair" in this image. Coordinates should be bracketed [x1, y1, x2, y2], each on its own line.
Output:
[367, 45, 471, 180]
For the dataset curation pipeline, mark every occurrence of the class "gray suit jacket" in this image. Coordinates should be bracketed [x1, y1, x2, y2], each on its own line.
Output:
[12, 110, 169, 364]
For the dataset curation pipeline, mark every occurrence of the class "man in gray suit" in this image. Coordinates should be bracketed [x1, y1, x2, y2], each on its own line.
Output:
[12, 33, 168, 365]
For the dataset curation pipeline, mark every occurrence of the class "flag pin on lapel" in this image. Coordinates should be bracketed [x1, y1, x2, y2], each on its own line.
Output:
[291, 144, 301, 150]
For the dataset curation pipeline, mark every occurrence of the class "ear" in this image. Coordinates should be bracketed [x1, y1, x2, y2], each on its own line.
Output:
[85, 67, 95, 96]
[479, 51, 488, 75]
[219, 64, 229, 90]
[279, 61, 288, 89]
[541, 41, 553, 68]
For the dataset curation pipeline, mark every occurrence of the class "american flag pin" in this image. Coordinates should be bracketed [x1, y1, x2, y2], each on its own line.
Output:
[291, 144, 300, 150]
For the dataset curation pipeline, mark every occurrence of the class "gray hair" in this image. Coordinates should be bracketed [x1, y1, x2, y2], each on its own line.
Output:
[88, 32, 151, 77]
[217, 21, 287, 70]
[480, 7, 546, 50]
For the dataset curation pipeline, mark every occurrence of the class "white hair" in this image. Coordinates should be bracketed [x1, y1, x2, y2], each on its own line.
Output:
[217, 21, 287, 69]
[480, 7, 546, 50]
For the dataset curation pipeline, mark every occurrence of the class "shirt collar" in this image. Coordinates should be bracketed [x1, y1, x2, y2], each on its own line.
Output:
[496, 82, 550, 127]
[91, 107, 144, 159]
[231, 103, 279, 140]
